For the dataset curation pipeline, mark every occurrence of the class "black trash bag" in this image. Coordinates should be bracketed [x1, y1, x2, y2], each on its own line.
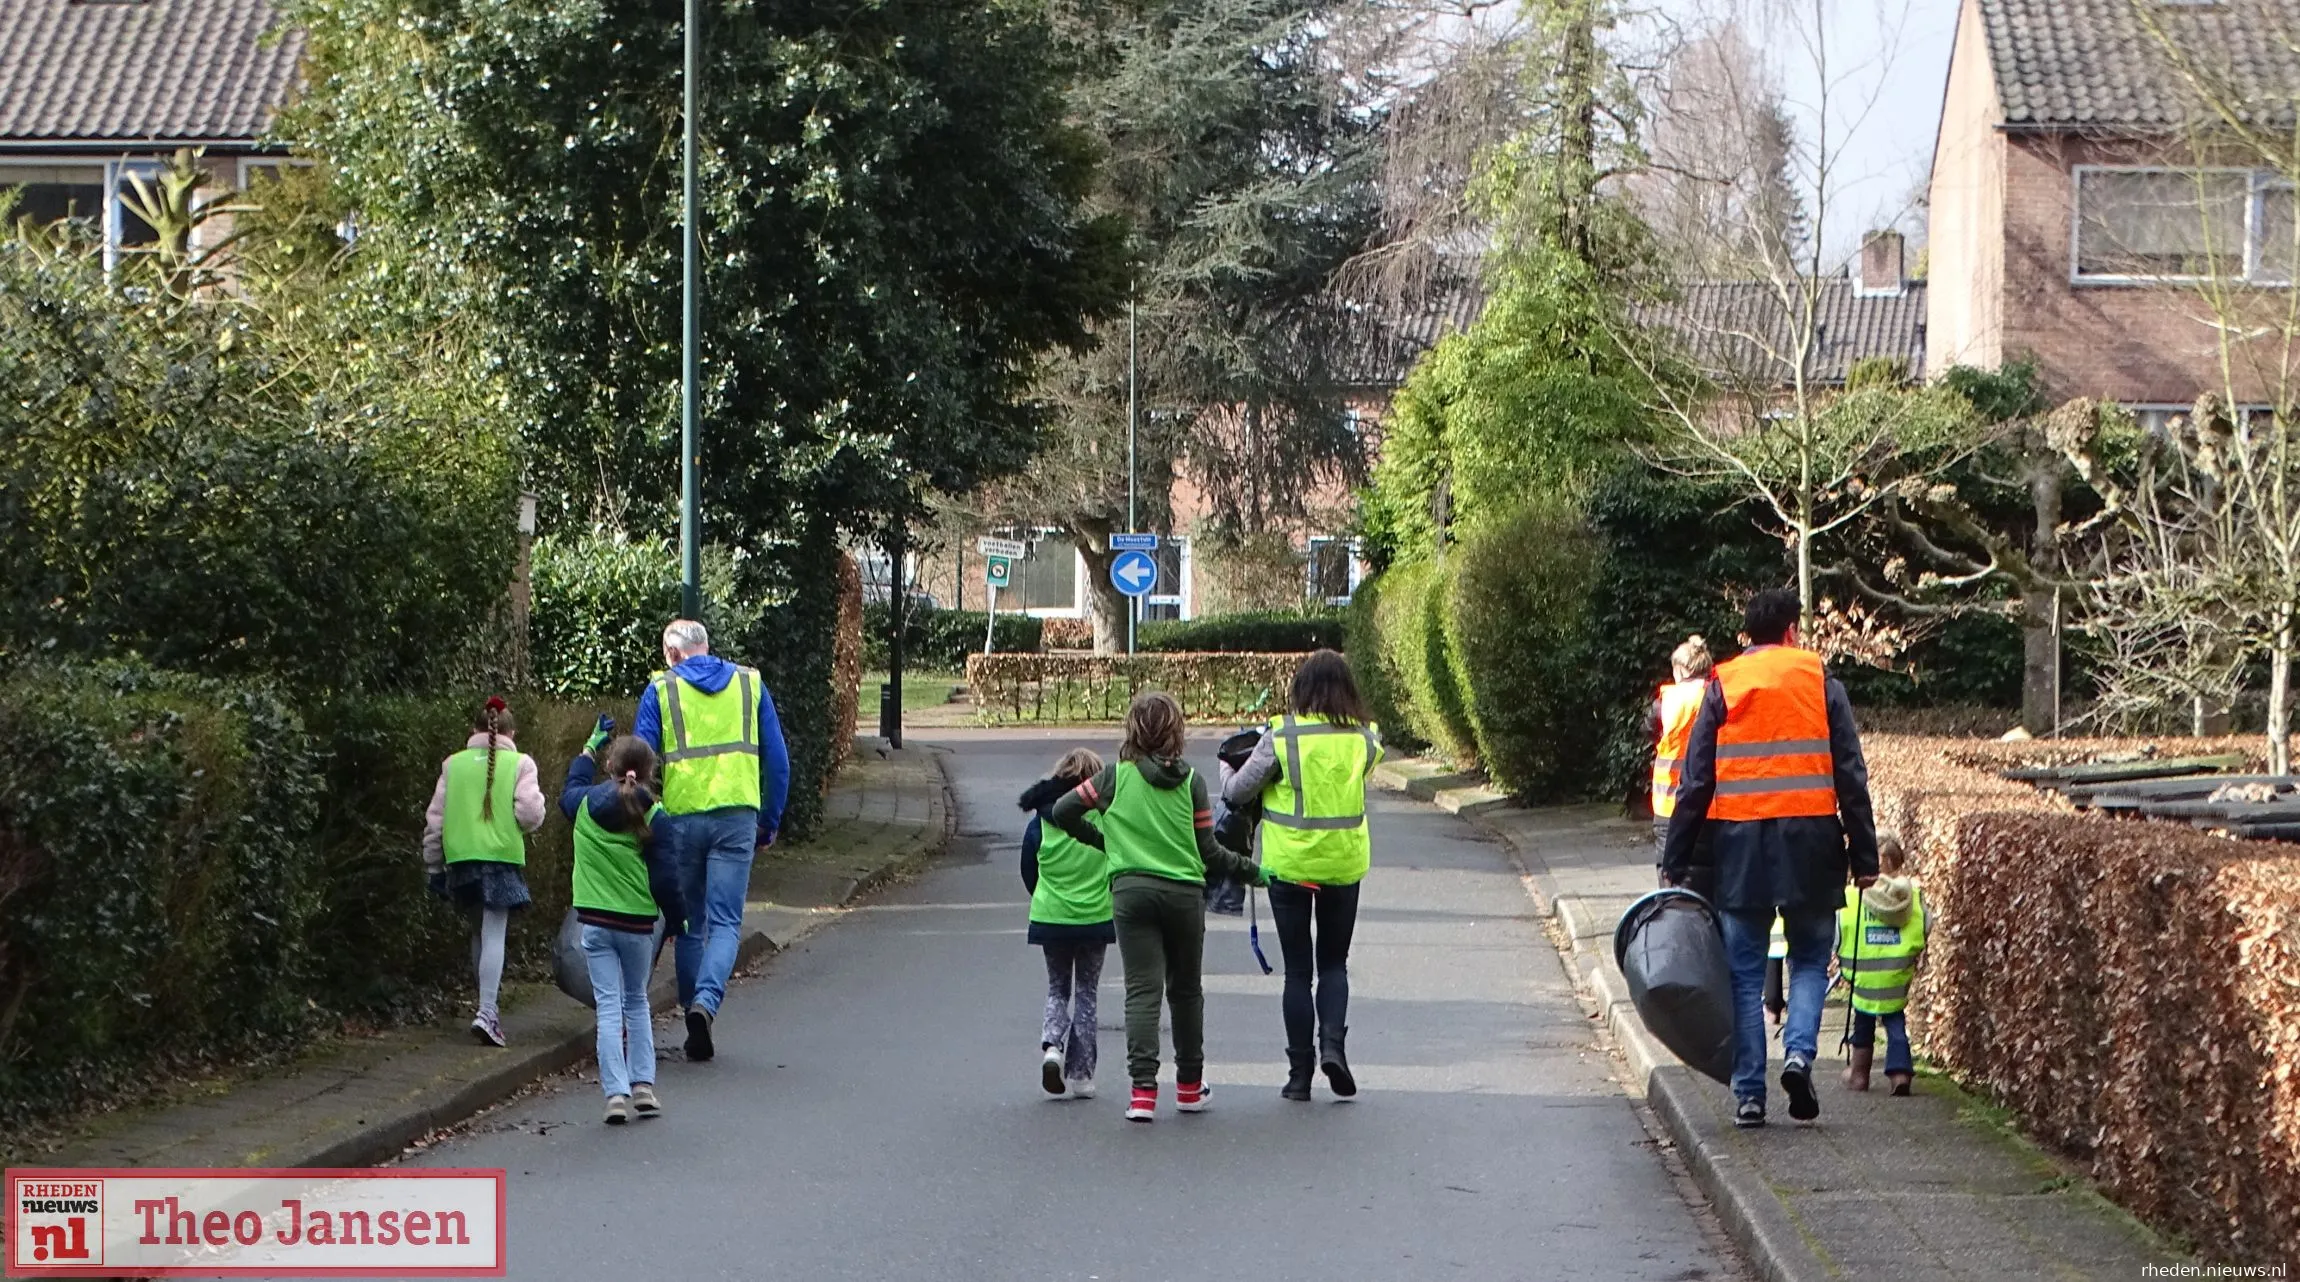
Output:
[1213, 727, 1264, 856]
[1612, 889, 1735, 1085]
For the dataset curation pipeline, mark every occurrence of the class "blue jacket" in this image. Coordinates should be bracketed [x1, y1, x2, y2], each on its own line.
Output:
[1660, 652, 1880, 914]
[560, 752, 684, 929]
[633, 655, 792, 841]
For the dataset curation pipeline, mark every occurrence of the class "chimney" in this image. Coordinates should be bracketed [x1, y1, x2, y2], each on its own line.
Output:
[1857, 230, 1906, 298]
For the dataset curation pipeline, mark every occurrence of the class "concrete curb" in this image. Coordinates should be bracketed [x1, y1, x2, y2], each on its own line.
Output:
[1373, 760, 1837, 1282]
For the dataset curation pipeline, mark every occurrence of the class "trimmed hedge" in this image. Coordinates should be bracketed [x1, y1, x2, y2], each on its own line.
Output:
[1446, 498, 1602, 798]
[1138, 610, 1345, 654]
[965, 653, 1306, 724]
[1346, 575, 1424, 754]
[862, 602, 1044, 671]
[1374, 560, 1479, 766]
[1866, 736, 2298, 1264]
[529, 533, 738, 700]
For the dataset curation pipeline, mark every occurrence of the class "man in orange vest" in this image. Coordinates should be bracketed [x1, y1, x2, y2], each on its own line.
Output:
[1662, 589, 1879, 1130]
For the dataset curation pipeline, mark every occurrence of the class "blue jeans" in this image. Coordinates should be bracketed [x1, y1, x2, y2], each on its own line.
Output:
[1719, 906, 1835, 1103]
[671, 807, 758, 1016]
[1851, 1009, 1913, 1076]
[582, 924, 656, 1098]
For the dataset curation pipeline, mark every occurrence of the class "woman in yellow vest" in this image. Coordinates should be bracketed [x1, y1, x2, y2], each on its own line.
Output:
[1223, 650, 1383, 1102]
[1649, 635, 1715, 899]
[421, 698, 546, 1047]
[1837, 837, 1926, 1095]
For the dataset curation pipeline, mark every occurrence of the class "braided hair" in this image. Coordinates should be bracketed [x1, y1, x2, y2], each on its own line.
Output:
[473, 697, 517, 822]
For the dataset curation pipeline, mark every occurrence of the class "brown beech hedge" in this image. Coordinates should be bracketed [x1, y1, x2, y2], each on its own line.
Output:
[965, 653, 1312, 724]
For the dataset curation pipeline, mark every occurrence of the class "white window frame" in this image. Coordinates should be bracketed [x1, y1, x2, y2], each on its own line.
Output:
[1305, 536, 1361, 607]
[2071, 164, 2294, 288]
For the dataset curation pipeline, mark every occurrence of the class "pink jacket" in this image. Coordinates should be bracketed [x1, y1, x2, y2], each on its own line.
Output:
[421, 733, 547, 872]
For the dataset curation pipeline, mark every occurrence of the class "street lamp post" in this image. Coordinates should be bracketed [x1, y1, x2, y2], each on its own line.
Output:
[678, 0, 703, 620]
[1126, 293, 1137, 655]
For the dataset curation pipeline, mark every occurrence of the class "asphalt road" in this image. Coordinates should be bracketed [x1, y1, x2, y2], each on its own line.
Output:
[408, 729, 1735, 1281]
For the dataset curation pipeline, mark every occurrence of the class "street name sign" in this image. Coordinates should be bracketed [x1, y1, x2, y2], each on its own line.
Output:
[1111, 550, 1158, 598]
[1109, 532, 1159, 551]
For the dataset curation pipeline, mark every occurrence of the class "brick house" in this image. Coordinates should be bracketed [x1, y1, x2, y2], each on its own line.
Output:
[1927, 0, 2300, 420]
[0, 0, 303, 266]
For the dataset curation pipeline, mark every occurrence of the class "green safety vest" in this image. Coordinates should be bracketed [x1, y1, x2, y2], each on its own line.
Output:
[655, 668, 763, 815]
[1837, 884, 1927, 1015]
[442, 746, 525, 866]
[1259, 714, 1382, 886]
[1030, 811, 1110, 926]
[1103, 763, 1206, 885]
[572, 800, 665, 919]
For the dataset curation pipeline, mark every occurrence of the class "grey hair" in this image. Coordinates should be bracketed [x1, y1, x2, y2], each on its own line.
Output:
[663, 619, 711, 656]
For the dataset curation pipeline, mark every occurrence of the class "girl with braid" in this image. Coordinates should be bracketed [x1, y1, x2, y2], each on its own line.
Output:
[422, 697, 547, 1046]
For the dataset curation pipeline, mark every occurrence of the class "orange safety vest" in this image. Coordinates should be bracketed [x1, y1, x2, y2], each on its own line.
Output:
[1710, 646, 1838, 822]
[1650, 679, 1707, 819]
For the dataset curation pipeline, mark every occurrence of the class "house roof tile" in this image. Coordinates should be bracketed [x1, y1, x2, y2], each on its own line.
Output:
[1976, 0, 2300, 130]
[0, 0, 304, 146]
[1637, 278, 1930, 386]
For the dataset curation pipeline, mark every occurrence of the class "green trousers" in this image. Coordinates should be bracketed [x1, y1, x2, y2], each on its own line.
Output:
[1113, 874, 1207, 1087]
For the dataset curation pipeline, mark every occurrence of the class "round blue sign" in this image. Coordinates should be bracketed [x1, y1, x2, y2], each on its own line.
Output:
[1110, 549, 1158, 598]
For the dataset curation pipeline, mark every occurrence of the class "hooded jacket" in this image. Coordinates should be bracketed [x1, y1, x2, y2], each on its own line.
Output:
[632, 654, 792, 842]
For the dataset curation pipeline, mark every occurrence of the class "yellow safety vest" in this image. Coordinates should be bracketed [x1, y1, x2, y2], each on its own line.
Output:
[1837, 884, 1927, 1015]
[1260, 714, 1383, 886]
[654, 668, 763, 815]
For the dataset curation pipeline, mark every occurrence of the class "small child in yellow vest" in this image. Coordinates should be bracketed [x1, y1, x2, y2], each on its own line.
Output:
[1019, 749, 1109, 1100]
[421, 697, 546, 1047]
[1838, 836, 1926, 1095]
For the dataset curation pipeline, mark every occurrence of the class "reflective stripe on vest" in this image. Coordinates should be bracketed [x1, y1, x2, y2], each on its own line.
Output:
[656, 669, 763, 814]
[1651, 679, 1706, 819]
[1710, 646, 1837, 822]
[1837, 884, 1927, 1014]
[1261, 714, 1382, 887]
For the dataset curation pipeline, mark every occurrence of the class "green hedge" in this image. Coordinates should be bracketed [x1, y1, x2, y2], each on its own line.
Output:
[1375, 560, 1479, 765]
[1138, 610, 1345, 654]
[530, 533, 739, 699]
[1447, 498, 1603, 798]
[1346, 576, 1424, 753]
[862, 603, 1043, 671]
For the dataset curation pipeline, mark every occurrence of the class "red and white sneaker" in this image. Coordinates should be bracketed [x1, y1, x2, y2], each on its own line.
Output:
[1125, 1085, 1157, 1122]
[1176, 1080, 1211, 1113]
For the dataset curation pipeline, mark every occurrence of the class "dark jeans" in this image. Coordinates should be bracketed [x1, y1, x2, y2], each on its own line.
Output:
[1113, 875, 1206, 1087]
[1851, 1009, 1913, 1075]
[1266, 878, 1361, 1055]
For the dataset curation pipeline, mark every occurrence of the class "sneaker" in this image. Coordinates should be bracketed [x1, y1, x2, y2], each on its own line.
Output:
[631, 1083, 661, 1118]
[684, 1007, 715, 1062]
[1041, 1046, 1066, 1096]
[1782, 1055, 1820, 1121]
[1067, 1077, 1097, 1100]
[470, 1013, 506, 1048]
[1176, 1080, 1211, 1113]
[1734, 1098, 1767, 1129]
[604, 1094, 633, 1126]
[1125, 1085, 1157, 1122]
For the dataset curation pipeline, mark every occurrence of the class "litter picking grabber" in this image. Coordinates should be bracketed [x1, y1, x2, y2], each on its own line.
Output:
[1839, 886, 1864, 1057]
[1248, 884, 1273, 975]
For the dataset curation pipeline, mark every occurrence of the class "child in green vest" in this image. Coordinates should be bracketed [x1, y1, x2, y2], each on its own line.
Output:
[1838, 837, 1926, 1095]
[421, 697, 546, 1047]
[1050, 692, 1265, 1123]
[1019, 748, 1110, 1100]
[562, 721, 676, 1125]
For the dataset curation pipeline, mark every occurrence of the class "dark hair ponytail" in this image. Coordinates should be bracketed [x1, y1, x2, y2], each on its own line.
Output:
[601, 736, 658, 843]
[472, 697, 517, 822]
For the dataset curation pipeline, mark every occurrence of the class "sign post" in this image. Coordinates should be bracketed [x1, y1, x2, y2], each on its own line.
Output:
[977, 537, 1026, 655]
[1111, 533, 1158, 655]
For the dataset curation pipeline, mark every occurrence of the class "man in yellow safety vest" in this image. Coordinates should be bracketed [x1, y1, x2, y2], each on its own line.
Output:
[633, 618, 791, 1062]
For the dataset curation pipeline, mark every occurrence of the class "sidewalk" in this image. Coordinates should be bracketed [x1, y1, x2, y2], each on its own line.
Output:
[1372, 757, 2185, 1282]
[22, 742, 952, 1173]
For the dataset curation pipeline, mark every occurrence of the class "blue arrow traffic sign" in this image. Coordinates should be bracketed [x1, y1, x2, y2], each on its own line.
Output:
[1111, 549, 1158, 598]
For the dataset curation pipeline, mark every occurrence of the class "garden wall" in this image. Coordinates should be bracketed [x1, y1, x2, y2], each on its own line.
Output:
[1867, 735, 2300, 1263]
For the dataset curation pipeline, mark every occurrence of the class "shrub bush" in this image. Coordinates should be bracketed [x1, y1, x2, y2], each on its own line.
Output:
[1375, 560, 1480, 765]
[0, 663, 323, 1126]
[966, 653, 1308, 724]
[1139, 610, 1345, 655]
[1345, 577, 1423, 753]
[829, 554, 864, 779]
[530, 533, 738, 699]
[732, 526, 849, 842]
[861, 603, 1044, 670]
[1446, 498, 1602, 800]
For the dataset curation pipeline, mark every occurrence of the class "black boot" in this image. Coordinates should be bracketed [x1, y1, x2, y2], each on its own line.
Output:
[1282, 1050, 1315, 1101]
[1319, 1027, 1356, 1098]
